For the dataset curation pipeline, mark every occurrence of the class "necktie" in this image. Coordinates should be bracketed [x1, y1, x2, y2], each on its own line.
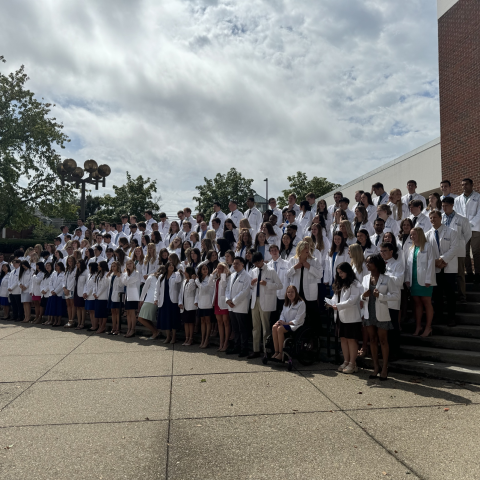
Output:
[409, 194, 413, 202]
[435, 229, 441, 254]
[232, 273, 239, 285]
[256, 269, 262, 297]
[375, 235, 380, 246]
[247, 210, 251, 218]
[413, 217, 418, 227]
[122, 224, 125, 232]
[274, 261, 277, 272]
[214, 212, 218, 218]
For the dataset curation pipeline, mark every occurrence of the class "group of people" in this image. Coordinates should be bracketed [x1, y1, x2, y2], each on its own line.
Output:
[0, 177, 478, 380]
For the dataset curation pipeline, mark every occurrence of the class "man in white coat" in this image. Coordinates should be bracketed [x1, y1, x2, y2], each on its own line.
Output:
[409, 200, 431, 233]
[426, 210, 459, 326]
[248, 251, 283, 359]
[227, 200, 243, 228]
[442, 196, 472, 302]
[244, 197, 263, 234]
[268, 198, 284, 227]
[267, 244, 289, 324]
[402, 180, 427, 209]
[454, 178, 480, 284]
[225, 257, 252, 357]
[157, 213, 170, 238]
[144, 210, 158, 231]
[208, 202, 227, 231]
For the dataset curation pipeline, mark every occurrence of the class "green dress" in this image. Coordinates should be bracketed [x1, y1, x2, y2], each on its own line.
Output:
[411, 246, 433, 297]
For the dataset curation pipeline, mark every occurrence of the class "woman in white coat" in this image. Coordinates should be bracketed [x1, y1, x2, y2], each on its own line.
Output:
[63, 256, 77, 328]
[74, 260, 88, 330]
[178, 266, 198, 346]
[352, 206, 374, 237]
[356, 229, 378, 260]
[40, 263, 53, 325]
[326, 233, 349, 292]
[93, 261, 110, 334]
[286, 240, 321, 323]
[138, 268, 162, 340]
[195, 263, 215, 349]
[329, 262, 363, 374]
[83, 262, 99, 331]
[48, 262, 66, 327]
[19, 261, 33, 323]
[209, 263, 231, 352]
[271, 286, 306, 360]
[405, 227, 436, 337]
[122, 259, 141, 338]
[154, 261, 183, 344]
[376, 204, 400, 237]
[143, 243, 159, 282]
[0, 264, 11, 320]
[31, 262, 46, 324]
[106, 261, 124, 336]
[361, 254, 400, 381]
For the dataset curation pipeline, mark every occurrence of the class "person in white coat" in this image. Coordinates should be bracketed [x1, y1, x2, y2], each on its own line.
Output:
[405, 227, 437, 337]
[454, 178, 480, 284]
[195, 263, 215, 348]
[83, 262, 98, 330]
[225, 257, 252, 356]
[30, 262, 45, 324]
[328, 262, 363, 374]
[74, 259, 88, 330]
[248, 252, 283, 358]
[361, 254, 400, 381]
[267, 244, 289, 324]
[243, 197, 262, 234]
[286, 240, 321, 323]
[426, 210, 459, 327]
[154, 261, 183, 344]
[226, 200, 244, 228]
[209, 263, 231, 351]
[105, 261, 124, 335]
[93, 261, 110, 334]
[348, 244, 368, 283]
[326, 233, 350, 290]
[40, 263, 54, 325]
[271, 286, 306, 360]
[177, 266, 199, 346]
[352, 206, 374, 237]
[0, 264, 11, 320]
[442, 196, 472, 302]
[402, 180, 427, 209]
[376, 204, 400, 237]
[48, 262, 66, 327]
[63, 256, 77, 328]
[122, 259, 141, 338]
[138, 269, 162, 340]
[18, 261, 33, 323]
[409, 200, 431, 233]
[208, 202, 227, 231]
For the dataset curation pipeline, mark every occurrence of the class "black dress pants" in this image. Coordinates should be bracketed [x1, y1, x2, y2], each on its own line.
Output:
[433, 270, 456, 320]
[229, 311, 249, 352]
[10, 294, 22, 320]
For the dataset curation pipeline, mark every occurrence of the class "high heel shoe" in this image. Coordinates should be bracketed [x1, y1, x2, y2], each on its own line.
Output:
[420, 329, 432, 338]
[379, 369, 389, 381]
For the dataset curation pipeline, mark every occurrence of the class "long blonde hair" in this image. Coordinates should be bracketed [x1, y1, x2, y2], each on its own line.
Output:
[294, 240, 313, 259]
[390, 188, 403, 221]
[340, 220, 355, 240]
[348, 244, 364, 273]
[303, 236, 315, 255]
[206, 230, 217, 242]
[144, 243, 157, 264]
[217, 262, 232, 278]
[410, 226, 427, 252]
[239, 218, 252, 230]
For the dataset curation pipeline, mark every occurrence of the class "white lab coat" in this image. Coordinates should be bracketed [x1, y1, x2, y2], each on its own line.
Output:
[286, 257, 322, 301]
[383, 217, 400, 237]
[249, 264, 283, 311]
[442, 212, 472, 257]
[158, 220, 170, 238]
[122, 271, 141, 302]
[31, 272, 44, 297]
[405, 243, 437, 287]
[63, 268, 77, 292]
[325, 250, 349, 285]
[51, 272, 65, 296]
[75, 270, 89, 298]
[384, 256, 405, 310]
[40, 274, 52, 298]
[329, 280, 362, 323]
[226, 209, 244, 228]
[195, 276, 214, 309]
[352, 262, 369, 284]
[225, 269, 252, 314]
[409, 213, 431, 233]
[267, 258, 289, 299]
[208, 210, 227, 230]
[0, 273, 11, 298]
[154, 271, 183, 307]
[352, 220, 375, 237]
[426, 225, 459, 274]
[83, 274, 97, 301]
[361, 273, 400, 322]
[178, 279, 198, 312]
[142, 259, 160, 280]
[140, 274, 158, 304]
[106, 273, 123, 303]
[402, 192, 427, 209]
[208, 273, 228, 310]
[279, 300, 306, 331]
[93, 274, 110, 301]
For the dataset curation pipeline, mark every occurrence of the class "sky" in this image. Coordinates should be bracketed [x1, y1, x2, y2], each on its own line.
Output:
[1, 0, 440, 216]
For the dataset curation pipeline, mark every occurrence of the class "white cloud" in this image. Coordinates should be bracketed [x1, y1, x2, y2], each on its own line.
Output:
[1, 0, 439, 214]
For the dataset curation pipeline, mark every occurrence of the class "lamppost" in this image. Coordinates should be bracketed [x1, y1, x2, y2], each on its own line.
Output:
[57, 158, 111, 221]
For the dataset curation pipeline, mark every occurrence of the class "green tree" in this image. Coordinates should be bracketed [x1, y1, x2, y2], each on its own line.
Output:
[277, 172, 341, 208]
[87, 172, 161, 224]
[0, 56, 74, 231]
[193, 168, 256, 218]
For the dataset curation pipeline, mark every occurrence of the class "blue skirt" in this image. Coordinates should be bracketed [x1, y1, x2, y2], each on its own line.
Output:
[0, 296, 10, 306]
[94, 299, 109, 318]
[107, 300, 121, 309]
[85, 299, 96, 311]
[157, 294, 181, 330]
[45, 296, 64, 316]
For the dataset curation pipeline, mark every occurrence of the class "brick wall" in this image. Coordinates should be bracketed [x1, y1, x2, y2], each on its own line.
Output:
[439, 0, 480, 194]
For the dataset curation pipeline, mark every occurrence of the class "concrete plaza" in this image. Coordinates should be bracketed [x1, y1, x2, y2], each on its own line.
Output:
[0, 321, 479, 480]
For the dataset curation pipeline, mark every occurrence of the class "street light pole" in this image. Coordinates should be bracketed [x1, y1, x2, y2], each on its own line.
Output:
[264, 178, 268, 207]
[58, 159, 111, 221]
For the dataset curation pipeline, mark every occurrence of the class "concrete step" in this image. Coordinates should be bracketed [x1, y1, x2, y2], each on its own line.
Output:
[400, 345, 480, 367]
[358, 356, 480, 384]
[456, 312, 480, 327]
[434, 324, 480, 339]
[466, 292, 480, 302]
[455, 302, 480, 314]
[401, 333, 480, 352]
[466, 283, 480, 292]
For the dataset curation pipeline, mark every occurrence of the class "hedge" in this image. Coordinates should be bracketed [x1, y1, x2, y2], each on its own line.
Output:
[0, 239, 44, 254]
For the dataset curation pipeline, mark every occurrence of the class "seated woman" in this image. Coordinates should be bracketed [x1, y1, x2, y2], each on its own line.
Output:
[271, 286, 306, 360]
[329, 262, 362, 374]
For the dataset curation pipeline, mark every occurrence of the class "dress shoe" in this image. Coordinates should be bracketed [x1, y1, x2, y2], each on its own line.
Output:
[247, 352, 261, 359]
[238, 350, 249, 358]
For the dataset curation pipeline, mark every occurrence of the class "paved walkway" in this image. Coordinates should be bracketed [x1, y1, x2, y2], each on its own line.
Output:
[0, 321, 479, 479]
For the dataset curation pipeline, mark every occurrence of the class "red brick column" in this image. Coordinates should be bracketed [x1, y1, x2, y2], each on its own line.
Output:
[439, 0, 480, 194]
